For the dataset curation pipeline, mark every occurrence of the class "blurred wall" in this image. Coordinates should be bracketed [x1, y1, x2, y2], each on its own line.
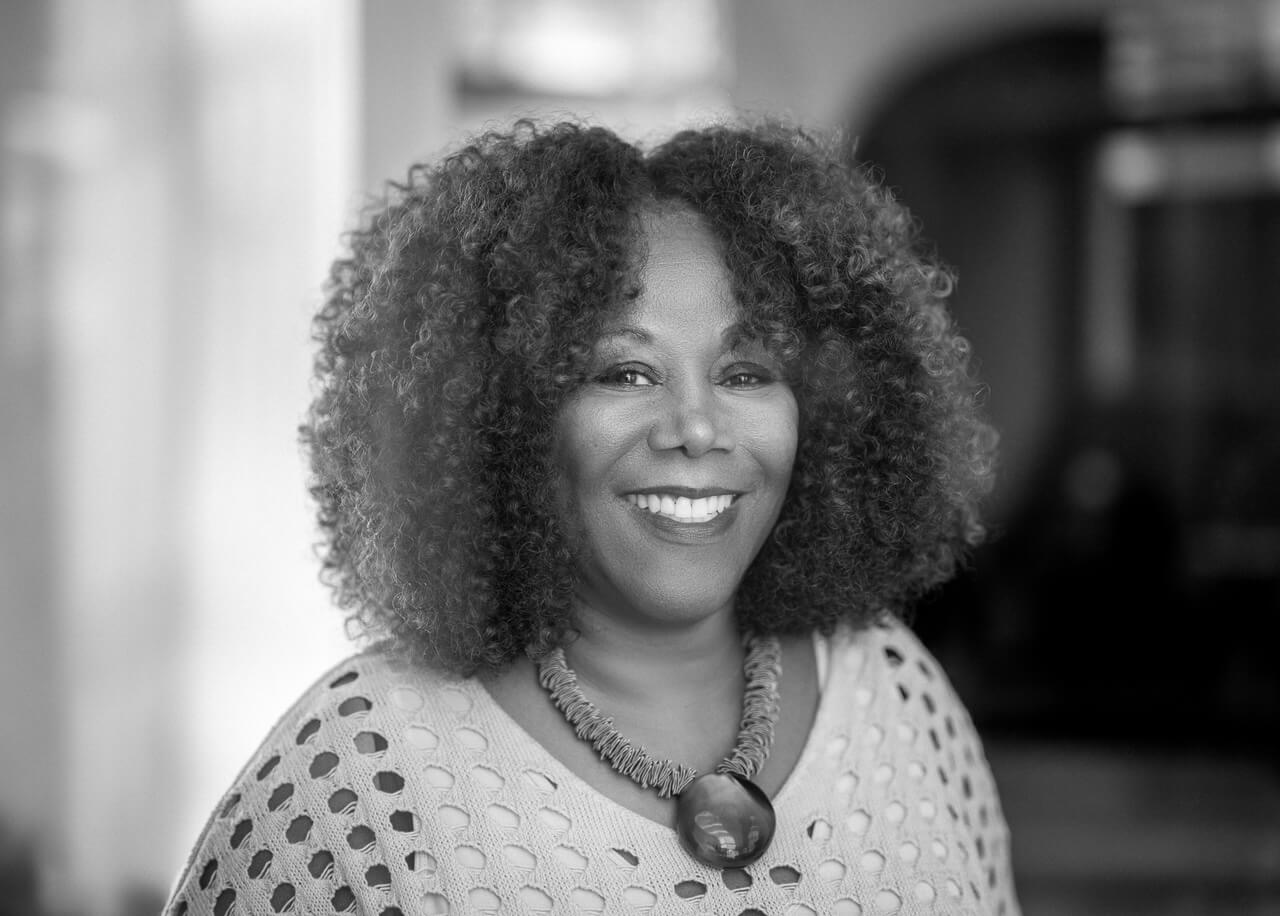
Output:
[360, 0, 459, 195]
[732, 0, 1119, 127]
[1, 1, 362, 912]
[0, 0, 57, 866]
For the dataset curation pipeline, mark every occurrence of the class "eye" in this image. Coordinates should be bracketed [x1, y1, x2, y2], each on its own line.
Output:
[720, 364, 777, 388]
[596, 364, 657, 388]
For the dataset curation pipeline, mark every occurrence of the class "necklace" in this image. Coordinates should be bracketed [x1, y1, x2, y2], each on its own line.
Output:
[534, 634, 782, 868]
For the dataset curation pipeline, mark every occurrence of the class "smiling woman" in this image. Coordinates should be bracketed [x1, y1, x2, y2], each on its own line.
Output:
[165, 120, 1016, 915]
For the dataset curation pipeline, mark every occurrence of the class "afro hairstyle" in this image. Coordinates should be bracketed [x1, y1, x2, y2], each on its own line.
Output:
[303, 119, 996, 674]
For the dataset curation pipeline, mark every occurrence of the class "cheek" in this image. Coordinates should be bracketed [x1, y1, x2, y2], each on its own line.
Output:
[551, 401, 598, 488]
[752, 396, 800, 481]
[551, 400, 634, 510]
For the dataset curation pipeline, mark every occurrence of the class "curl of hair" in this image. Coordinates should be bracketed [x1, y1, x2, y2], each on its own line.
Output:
[303, 119, 996, 674]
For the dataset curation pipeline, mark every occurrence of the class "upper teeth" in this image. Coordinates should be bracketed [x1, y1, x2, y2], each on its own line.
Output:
[626, 493, 734, 522]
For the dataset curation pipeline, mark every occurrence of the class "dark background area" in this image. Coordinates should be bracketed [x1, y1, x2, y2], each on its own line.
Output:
[858, 15, 1280, 912]
[861, 21, 1280, 756]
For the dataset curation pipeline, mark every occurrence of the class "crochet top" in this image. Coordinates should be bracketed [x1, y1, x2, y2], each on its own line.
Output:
[165, 622, 1020, 915]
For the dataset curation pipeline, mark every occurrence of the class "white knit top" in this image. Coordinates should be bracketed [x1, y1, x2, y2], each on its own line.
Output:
[166, 622, 1020, 915]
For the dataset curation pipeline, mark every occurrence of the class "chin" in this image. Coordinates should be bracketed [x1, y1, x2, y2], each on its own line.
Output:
[569, 509, 769, 630]
[624, 575, 744, 628]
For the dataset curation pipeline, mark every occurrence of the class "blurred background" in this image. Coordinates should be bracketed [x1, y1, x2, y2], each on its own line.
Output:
[1, 0, 1278, 913]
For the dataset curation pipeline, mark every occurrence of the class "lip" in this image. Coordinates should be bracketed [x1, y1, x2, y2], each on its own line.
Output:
[623, 493, 742, 542]
[623, 485, 743, 498]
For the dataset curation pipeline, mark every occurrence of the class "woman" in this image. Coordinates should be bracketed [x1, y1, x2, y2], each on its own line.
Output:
[166, 120, 1016, 915]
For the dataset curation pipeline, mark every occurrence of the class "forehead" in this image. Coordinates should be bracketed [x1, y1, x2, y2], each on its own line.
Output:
[637, 206, 727, 281]
[598, 206, 740, 339]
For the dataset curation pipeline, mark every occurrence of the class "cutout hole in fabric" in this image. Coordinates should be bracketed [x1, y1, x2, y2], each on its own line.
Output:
[229, 819, 252, 850]
[256, 755, 280, 781]
[503, 845, 537, 870]
[468, 888, 501, 915]
[421, 892, 449, 914]
[873, 888, 901, 913]
[310, 752, 339, 779]
[347, 825, 376, 852]
[353, 731, 388, 756]
[267, 783, 294, 812]
[406, 851, 436, 875]
[553, 845, 587, 872]
[522, 770, 557, 793]
[296, 718, 321, 745]
[806, 818, 832, 842]
[248, 849, 273, 880]
[308, 850, 335, 880]
[486, 803, 519, 832]
[219, 793, 241, 818]
[769, 865, 801, 887]
[329, 788, 358, 815]
[338, 696, 373, 717]
[269, 883, 295, 913]
[817, 859, 846, 884]
[570, 888, 605, 913]
[213, 889, 235, 916]
[609, 848, 639, 867]
[437, 805, 470, 831]
[285, 814, 312, 844]
[331, 885, 356, 913]
[621, 886, 656, 908]
[674, 880, 706, 899]
[455, 845, 486, 870]
[860, 850, 885, 872]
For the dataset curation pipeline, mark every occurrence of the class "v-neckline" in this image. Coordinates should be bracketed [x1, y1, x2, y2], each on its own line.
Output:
[469, 629, 856, 836]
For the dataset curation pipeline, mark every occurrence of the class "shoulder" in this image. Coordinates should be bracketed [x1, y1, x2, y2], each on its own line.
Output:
[827, 617, 965, 713]
[823, 616, 988, 780]
[814, 617, 1021, 914]
[164, 648, 467, 915]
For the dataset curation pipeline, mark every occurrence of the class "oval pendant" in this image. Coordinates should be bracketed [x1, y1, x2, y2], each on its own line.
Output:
[675, 772, 777, 868]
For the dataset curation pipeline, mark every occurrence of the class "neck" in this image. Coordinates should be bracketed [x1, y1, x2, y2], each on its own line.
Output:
[562, 597, 745, 708]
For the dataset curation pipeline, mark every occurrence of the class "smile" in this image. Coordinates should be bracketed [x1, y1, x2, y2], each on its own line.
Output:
[625, 492, 737, 523]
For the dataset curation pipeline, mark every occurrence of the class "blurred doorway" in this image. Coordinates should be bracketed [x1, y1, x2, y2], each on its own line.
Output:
[854, 15, 1280, 913]
[856, 20, 1280, 756]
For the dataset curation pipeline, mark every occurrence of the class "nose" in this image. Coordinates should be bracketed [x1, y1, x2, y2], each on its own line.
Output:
[647, 384, 734, 457]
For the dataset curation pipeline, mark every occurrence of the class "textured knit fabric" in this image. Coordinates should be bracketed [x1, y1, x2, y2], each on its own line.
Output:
[166, 622, 1020, 915]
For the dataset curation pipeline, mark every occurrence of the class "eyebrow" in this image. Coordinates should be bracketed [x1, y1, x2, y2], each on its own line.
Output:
[596, 326, 652, 344]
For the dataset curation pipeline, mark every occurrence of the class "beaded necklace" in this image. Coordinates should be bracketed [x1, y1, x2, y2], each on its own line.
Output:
[534, 635, 782, 867]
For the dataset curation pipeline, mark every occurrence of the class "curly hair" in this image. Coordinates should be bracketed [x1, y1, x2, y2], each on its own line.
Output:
[303, 119, 996, 675]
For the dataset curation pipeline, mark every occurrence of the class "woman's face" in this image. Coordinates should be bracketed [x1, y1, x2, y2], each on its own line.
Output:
[554, 207, 799, 629]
